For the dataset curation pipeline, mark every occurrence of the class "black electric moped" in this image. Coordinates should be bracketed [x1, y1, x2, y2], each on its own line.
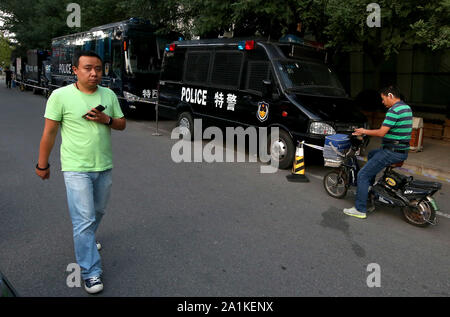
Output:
[323, 137, 441, 227]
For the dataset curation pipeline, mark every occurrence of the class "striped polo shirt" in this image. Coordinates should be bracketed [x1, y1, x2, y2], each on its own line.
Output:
[381, 101, 413, 151]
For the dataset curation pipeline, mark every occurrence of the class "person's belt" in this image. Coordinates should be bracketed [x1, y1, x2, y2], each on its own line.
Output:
[382, 146, 408, 153]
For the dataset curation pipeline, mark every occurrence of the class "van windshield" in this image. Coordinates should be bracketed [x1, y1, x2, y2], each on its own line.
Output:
[125, 35, 161, 75]
[277, 60, 346, 97]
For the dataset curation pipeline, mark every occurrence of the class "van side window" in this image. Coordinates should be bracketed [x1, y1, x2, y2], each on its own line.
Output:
[161, 51, 185, 82]
[111, 41, 122, 78]
[184, 52, 211, 84]
[211, 52, 243, 89]
[246, 61, 270, 93]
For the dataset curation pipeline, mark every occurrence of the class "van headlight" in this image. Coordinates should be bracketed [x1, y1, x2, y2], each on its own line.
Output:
[309, 122, 336, 135]
[123, 91, 140, 102]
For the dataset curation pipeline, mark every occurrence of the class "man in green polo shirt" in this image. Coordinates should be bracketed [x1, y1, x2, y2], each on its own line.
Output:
[343, 85, 412, 219]
[35, 51, 126, 294]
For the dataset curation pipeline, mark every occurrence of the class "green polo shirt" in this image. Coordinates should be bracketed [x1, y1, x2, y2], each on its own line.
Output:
[381, 101, 413, 151]
[44, 84, 124, 172]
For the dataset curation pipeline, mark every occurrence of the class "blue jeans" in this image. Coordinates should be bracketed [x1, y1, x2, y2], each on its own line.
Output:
[355, 149, 408, 213]
[63, 169, 112, 280]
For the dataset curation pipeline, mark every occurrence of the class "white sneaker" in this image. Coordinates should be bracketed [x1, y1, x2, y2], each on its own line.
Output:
[96, 241, 102, 251]
[343, 206, 367, 219]
[84, 276, 103, 294]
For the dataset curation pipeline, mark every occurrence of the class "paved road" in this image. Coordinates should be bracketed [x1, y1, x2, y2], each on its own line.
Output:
[0, 83, 449, 297]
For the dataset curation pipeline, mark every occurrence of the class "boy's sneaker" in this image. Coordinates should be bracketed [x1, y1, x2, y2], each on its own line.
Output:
[96, 241, 102, 251]
[84, 276, 103, 294]
[343, 206, 367, 219]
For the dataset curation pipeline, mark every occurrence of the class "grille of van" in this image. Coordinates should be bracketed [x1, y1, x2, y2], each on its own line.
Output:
[334, 123, 361, 133]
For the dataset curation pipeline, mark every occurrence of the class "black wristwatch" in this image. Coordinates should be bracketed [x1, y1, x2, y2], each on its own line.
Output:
[36, 163, 50, 171]
[105, 116, 113, 126]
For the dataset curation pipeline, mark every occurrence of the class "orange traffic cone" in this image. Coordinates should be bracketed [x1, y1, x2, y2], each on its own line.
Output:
[286, 142, 309, 183]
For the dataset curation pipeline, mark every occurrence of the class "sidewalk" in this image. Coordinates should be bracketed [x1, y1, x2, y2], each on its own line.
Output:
[364, 137, 450, 183]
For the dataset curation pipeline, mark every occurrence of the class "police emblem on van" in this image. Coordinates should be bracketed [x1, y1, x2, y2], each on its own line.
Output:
[257, 102, 269, 122]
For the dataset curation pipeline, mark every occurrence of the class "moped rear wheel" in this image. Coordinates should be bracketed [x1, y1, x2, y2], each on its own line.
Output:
[324, 169, 348, 199]
[402, 200, 436, 227]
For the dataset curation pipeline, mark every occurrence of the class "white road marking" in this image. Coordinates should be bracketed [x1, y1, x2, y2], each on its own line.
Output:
[436, 211, 450, 219]
[305, 173, 323, 180]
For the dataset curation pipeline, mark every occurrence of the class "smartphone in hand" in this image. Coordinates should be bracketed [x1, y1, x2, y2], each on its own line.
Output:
[82, 105, 106, 119]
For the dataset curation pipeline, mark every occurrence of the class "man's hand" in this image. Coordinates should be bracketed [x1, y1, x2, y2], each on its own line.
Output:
[84, 107, 110, 124]
[353, 126, 390, 137]
[353, 128, 365, 136]
[36, 118, 59, 181]
[35, 166, 50, 180]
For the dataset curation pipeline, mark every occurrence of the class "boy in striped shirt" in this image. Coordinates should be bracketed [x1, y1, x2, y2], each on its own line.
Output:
[343, 86, 412, 219]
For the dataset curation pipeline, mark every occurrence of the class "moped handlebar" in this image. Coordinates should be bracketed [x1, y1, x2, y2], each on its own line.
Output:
[329, 135, 365, 158]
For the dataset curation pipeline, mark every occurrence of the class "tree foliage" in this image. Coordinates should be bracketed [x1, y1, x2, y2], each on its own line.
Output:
[1, 0, 448, 63]
[0, 33, 12, 67]
[410, 0, 450, 51]
[0, 0, 131, 55]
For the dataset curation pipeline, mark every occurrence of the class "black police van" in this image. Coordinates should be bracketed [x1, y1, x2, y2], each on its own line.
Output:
[158, 38, 367, 169]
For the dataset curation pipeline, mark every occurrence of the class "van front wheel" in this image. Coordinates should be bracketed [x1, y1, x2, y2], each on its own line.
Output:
[268, 129, 294, 170]
[177, 111, 194, 139]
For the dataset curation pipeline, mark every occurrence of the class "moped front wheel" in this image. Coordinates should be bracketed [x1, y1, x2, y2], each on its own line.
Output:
[323, 169, 348, 199]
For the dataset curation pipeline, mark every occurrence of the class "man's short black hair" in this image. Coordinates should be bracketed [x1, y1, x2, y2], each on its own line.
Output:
[73, 51, 103, 68]
[379, 85, 401, 98]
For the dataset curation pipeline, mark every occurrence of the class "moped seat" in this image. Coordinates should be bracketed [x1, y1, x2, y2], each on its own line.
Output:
[408, 179, 442, 190]
[390, 161, 404, 168]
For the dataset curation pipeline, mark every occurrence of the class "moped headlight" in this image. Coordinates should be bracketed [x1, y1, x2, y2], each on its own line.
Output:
[309, 122, 336, 135]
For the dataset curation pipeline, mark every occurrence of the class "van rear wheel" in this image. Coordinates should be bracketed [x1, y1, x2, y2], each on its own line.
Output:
[268, 129, 294, 170]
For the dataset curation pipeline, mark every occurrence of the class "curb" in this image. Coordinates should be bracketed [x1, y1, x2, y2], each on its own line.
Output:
[399, 163, 450, 184]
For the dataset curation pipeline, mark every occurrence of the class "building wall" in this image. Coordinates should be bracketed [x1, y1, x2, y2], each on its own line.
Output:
[345, 47, 450, 122]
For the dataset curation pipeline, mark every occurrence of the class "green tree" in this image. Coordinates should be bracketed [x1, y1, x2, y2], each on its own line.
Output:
[174, 0, 302, 39]
[320, 0, 449, 87]
[1, 0, 448, 89]
[178, 0, 448, 88]
[0, 0, 132, 52]
[116, 0, 193, 36]
[410, 0, 450, 50]
[0, 33, 12, 68]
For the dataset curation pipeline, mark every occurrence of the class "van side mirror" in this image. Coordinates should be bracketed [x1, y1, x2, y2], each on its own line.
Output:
[262, 80, 273, 99]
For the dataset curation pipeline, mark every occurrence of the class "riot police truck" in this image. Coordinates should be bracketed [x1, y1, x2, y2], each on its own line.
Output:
[51, 18, 182, 115]
[23, 49, 51, 95]
[158, 38, 368, 169]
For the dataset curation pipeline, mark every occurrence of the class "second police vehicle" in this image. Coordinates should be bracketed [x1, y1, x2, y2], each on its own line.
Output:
[50, 18, 182, 114]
